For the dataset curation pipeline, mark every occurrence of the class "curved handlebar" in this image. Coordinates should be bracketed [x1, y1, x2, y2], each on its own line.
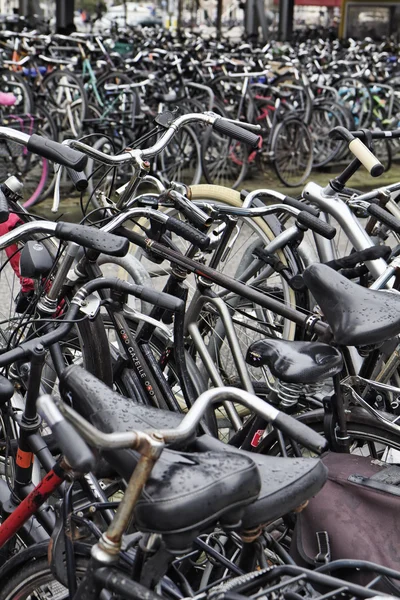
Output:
[65, 112, 261, 166]
[0, 220, 128, 257]
[41, 387, 328, 455]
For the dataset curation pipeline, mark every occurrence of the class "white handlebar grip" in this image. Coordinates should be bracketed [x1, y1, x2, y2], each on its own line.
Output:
[348, 138, 384, 177]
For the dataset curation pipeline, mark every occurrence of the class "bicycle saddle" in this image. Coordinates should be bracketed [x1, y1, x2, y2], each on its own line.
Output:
[60, 366, 261, 552]
[246, 339, 343, 384]
[193, 435, 327, 529]
[303, 263, 400, 346]
[60, 366, 327, 547]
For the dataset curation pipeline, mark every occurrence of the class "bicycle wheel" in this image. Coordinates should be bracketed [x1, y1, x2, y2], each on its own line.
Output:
[333, 77, 373, 128]
[0, 69, 34, 116]
[40, 70, 88, 138]
[309, 103, 346, 168]
[0, 223, 112, 390]
[272, 118, 313, 187]
[201, 126, 248, 189]
[20, 106, 59, 207]
[272, 72, 313, 124]
[0, 112, 52, 207]
[189, 184, 302, 341]
[257, 407, 400, 459]
[133, 185, 303, 401]
[94, 70, 140, 127]
[157, 124, 202, 186]
[0, 554, 89, 600]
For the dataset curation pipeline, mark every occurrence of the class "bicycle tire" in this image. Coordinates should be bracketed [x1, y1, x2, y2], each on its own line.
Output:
[309, 103, 347, 168]
[201, 126, 248, 190]
[271, 72, 313, 125]
[272, 118, 313, 187]
[333, 77, 373, 129]
[94, 70, 140, 126]
[21, 105, 59, 207]
[0, 554, 89, 600]
[40, 70, 88, 138]
[256, 407, 400, 459]
[189, 185, 302, 343]
[0, 69, 34, 116]
[157, 124, 202, 186]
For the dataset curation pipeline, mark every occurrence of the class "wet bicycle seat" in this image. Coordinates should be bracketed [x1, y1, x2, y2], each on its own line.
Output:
[59, 365, 195, 450]
[193, 435, 327, 529]
[246, 339, 343, 384]
[303, 263, 400, 347]
[60, 365, 327, 549]
[60, 366, 261, 552]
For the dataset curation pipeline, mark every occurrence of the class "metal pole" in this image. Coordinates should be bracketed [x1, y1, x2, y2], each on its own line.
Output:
[278, 0, 294, 41]
[55, 0, 74, 33]
[216, 0, 222, 33]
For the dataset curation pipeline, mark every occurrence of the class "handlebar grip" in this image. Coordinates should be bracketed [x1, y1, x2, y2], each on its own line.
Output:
[274, 412, 328, 454]
[296, 211, 337, 240]
[367, 204, 400, 234]
[55, 222, 129, 257]
[121, 281, 185, 312]
[66, 168, 88, 192]
[0, 189, 9, 224]
[166, 216, 210, 250]
[37, 395, 95, 472]
[348, 138, 384, 177]
[283, 195, 319, 217]
[27, 135, 88, 171]
[213, 118, 260, 149]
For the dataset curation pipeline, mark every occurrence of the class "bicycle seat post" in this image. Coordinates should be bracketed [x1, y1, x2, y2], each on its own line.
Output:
[92, 431, 164, 564]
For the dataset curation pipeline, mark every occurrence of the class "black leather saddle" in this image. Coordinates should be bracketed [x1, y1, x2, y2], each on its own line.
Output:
[60, 366, 260, 551]
[193, 435, 327, 530]
[303, 263, 400, 347]
[246, 339, 343, 384]
[60, 366, 327, 549]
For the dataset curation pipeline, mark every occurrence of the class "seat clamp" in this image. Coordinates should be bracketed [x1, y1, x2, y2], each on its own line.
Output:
[304, 314, 320, 335]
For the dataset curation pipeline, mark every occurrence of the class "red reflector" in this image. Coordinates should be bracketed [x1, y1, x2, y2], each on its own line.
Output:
[251, 429, 265, 448]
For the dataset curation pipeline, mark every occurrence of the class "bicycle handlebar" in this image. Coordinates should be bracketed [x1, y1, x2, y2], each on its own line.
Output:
[0, 220, 128, 257]
[329, 126, 384, 177]
[65, 112, 261, 166]
[38, 386, 328, 457]
[0, 127, 88, 171]
[0, 277, 184, 369]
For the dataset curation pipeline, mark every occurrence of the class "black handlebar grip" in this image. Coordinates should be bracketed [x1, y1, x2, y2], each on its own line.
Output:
[119, 281, 184, 312]
[0, 189, 9, 224]
[367, 204, 400, 234]
[274, 412, 328, 454]
[55, 222, 129, 257]
[52, 419, 96, 472]
[166, 216, 210, 250]
[296, 211, 336, 240]
[66, 168, 88, 192]
[27, 135, 88, 171]
[283, 195, 319, 217]
[213, 118, 260, 149]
